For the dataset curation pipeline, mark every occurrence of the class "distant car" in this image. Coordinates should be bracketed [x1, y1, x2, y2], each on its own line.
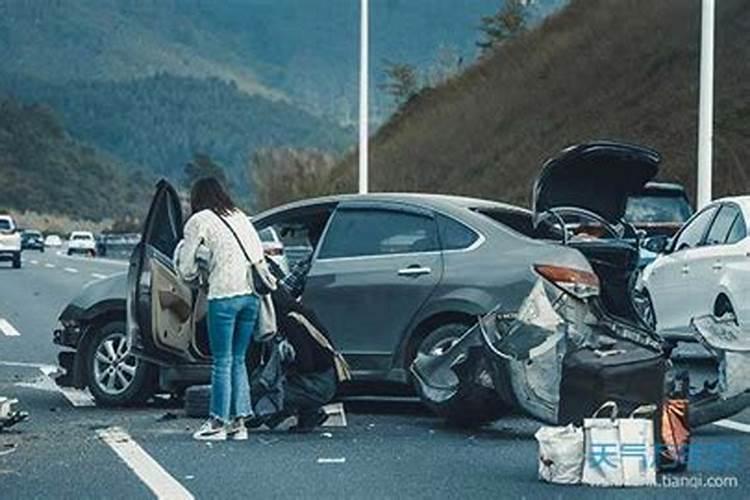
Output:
[626, 182, 693, 237]
[258, 226, 289, 274]
[21, 230, 45, 252]
[0, 215, 22, 268]
[638, 196, 750, 338]
[44, 234, 63, 247]
[67, 231, 97, 256]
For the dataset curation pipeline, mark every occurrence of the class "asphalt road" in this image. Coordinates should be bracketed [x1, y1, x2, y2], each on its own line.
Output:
[1, 249, 750, 499]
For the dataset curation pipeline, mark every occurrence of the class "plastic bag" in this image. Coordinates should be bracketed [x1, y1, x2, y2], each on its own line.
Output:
[535, 424, 584, 484]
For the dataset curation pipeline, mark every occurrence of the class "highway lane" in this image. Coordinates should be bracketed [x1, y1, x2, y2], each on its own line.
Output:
[2, 252, 750, 498]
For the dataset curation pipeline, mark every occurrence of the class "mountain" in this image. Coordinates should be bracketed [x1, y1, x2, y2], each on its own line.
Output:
[331, 0, 750, 205]
[1, 73, 354, 191]
[0, 97, 151, 222]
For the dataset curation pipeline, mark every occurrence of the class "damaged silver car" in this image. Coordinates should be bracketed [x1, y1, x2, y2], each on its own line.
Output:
[412, 141, 750, 428]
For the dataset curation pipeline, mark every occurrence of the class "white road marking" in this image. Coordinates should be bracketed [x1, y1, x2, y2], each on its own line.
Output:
[44, 263, 55, 268]
[0, 318, 21, 337]
[64, 267, 79, 273]
[58, 250, 129, 267]
[714, 419, 750, 433]
[97, 427, 194, 500]
[0, 360, 56, 370]
[317, 457, 346, 464]
[30, 259, 39, 265]
[13, 366, 96, 407]
[91, 273, 108, 280]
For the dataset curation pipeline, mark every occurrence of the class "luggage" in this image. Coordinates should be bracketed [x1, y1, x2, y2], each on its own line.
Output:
[535, 424, 584, 484]
[582, 402, 658, 487]
[558, 338, 666, 426]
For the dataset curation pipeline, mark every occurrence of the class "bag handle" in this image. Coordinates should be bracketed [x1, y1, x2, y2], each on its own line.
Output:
[211, 210, 258, 265]
[629, 404, 658, 419]
[592, 401, 619, 419]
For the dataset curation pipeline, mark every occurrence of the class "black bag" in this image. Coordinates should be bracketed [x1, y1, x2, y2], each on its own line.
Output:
[212, 210, 276, 295]
[558, 339, 666, 425]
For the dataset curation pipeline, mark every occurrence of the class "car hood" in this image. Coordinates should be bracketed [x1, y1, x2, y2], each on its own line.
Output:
[59, 272, 127, 321]
[532, 141, 660, 223]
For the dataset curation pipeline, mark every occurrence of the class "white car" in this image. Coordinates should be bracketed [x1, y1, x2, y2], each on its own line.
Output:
[0, 215, 22, 268]
[67, 231, 97, 256]
[44, 234, 63, 247]
[639, 196, 750, 338]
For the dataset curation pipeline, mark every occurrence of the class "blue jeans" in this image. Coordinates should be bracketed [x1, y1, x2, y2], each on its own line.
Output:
[207, 294, 260, 423]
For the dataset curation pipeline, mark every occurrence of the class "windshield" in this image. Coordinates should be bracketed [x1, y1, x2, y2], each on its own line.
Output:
[72, 234, 93, 240]
[625, 195, 692, 224]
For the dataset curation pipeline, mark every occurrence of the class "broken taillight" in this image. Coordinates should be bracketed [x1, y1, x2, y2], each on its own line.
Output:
[533, 264, 600, 299]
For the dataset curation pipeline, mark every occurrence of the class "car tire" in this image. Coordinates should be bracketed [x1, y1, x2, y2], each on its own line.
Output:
[184, 385, 212, 418]
[412, 322, 509, 428]
[12, 253, 21, 269]
[86, 320, 156, 406]
[67, 249, 72, 256]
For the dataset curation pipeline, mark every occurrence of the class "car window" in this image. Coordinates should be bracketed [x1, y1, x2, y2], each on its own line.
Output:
[704, 205, 740, 246]
[258, 227, 276, 243]
[147, 191, 181, 256]
[625, 195, 692, 223]
[437, 214, 479, 250]
[726, 213, 748, 245]
[318, 208, 439, 259]
[672, 205, 718, 251]
[0, 219, 13, 231]
[258, 207, 334, 267]
[72, 234, 92, 240]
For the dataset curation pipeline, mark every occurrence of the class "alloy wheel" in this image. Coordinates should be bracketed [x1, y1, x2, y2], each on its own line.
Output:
[92, 331, 139, 396]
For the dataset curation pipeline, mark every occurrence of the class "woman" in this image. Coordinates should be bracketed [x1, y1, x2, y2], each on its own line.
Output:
[175, 177, 265, 441]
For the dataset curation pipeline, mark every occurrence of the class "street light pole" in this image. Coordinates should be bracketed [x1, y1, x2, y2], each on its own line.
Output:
[358, 0, 369, 194]
[697, 0, 715, 209]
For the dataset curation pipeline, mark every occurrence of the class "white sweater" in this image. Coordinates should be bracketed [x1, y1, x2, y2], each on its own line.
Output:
[174, 209, 265, 300]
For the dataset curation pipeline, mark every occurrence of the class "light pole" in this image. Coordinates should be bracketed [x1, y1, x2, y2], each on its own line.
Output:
[358, 0, 369, 194]
[697, 0, 715, 209]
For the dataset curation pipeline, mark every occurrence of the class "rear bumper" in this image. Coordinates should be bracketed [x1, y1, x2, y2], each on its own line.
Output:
[0, 249, 20, 259]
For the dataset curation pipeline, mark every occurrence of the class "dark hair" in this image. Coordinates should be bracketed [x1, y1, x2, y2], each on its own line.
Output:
[190, 177, 236, 216]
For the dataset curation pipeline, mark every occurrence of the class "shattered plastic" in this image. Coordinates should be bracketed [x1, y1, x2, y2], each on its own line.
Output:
[691, 316, 750, 399]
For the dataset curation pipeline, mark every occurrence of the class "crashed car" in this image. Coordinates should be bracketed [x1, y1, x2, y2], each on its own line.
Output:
[412, 141, 750, 428]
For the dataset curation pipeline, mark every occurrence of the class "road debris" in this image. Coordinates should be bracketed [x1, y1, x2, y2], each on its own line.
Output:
[0, 398, 28, 432]
[322, 403, 347, 427]
[0, 443, 18, 456]
[321, 432, 333, 438]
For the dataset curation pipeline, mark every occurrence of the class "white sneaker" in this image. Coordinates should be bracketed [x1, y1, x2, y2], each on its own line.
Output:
[227, 419, 248, 441]
[193, 419, 227, 441]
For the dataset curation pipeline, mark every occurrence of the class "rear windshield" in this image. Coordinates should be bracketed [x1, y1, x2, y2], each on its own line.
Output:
[72, 234, 93, 240]
[625, 195, 692, 223]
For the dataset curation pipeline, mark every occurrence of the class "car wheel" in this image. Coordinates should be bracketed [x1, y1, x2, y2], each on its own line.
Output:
[416, 322, 468, 358]
[86, 321, 156, 406]
[184, 385, 212, 418]
[67, 249, 72, 256]
[12, 253, 21, 269]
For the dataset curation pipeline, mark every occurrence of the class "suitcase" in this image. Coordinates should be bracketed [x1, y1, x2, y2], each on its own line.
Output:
[558, 339, 666, 425]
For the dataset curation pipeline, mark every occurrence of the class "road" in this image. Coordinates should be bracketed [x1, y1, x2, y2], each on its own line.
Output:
[1, 250, 750, 499]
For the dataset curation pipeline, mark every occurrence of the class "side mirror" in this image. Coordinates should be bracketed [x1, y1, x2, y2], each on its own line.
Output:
[643, 235, 671, 254]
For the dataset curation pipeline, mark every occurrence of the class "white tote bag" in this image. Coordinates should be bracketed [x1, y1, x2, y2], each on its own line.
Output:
[535, 424, 584, 484]
[582, 402, 623, 487]
[618, 405, 657, 487]
[583, 402, 657, 487]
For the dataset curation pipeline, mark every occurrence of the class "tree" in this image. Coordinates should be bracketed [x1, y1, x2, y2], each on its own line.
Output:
[477, 0, 528, 52]
[184, 152, 229, 188]
[249, 148, 338, 211]
[379, 60, 421, 107]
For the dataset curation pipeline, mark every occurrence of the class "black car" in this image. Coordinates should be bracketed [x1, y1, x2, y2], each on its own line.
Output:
[625, 181, 693, 237]
[21, 230, 45, 252]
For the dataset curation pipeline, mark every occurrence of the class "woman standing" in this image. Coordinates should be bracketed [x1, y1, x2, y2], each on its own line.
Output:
[175, 177, 265, 441]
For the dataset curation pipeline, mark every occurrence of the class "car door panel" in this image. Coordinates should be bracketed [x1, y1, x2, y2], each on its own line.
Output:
[303, 203, 443, 372]
[150, 255, 194, 354]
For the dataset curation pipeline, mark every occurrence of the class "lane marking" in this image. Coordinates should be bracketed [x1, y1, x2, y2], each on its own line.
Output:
[44, 263, 55, 268]
[64, 267, 79, 273]
[317, 457, 346, 464]
[57, 250, 129, 267]
[0, 360, 56, 370]
[12, 366, 96, 407]
[97, 427, 194, 500]
[92, 273, 108, 280]
[714, 419, 750, 433]
[30, 259, 39, 265]
[0, 318, 21, 337]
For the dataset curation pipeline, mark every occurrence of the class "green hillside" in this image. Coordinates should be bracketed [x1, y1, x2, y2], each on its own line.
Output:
[333, 0, 750, 205]
[0, 97, 151, 221]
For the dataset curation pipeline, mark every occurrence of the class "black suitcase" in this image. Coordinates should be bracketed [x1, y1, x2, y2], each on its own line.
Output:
[558, 339, 666, 425]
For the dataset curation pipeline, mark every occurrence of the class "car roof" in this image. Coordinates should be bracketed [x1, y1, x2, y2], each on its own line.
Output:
[713, 195, 750, 213]
[639, 182, 688, 195]
[256, 192, 527, 219]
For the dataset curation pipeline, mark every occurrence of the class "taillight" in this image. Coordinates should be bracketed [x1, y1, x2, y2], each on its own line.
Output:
[533, 264, 600, 299]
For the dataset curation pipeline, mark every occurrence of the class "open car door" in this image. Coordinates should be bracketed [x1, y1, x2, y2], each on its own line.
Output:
[128, 180, 195, 364]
